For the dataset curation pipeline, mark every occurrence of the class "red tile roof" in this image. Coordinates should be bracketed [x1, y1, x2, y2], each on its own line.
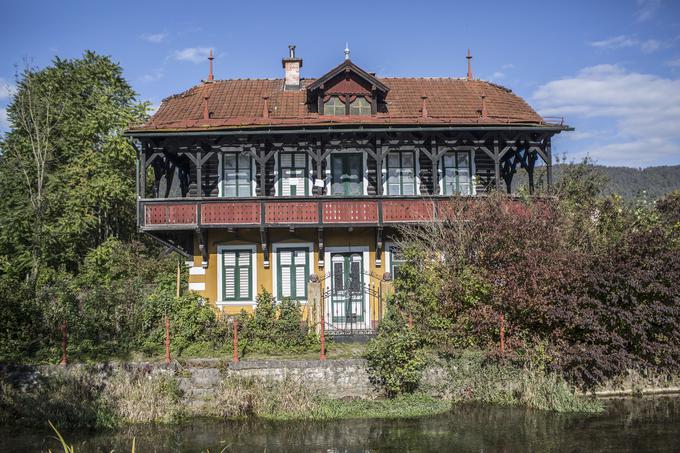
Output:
[130, 77, 549, 132]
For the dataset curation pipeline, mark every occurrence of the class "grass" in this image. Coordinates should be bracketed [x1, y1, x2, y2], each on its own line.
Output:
[0, 367, 184, 429]
[202, 376, 450, 421]
[423, 351, 604, 413]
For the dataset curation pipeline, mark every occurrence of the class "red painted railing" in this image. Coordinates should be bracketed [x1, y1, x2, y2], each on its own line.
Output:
[140, 196, 452, 228]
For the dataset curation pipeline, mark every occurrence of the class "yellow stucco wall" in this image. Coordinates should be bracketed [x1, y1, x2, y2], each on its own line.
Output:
[187, 227, 389, 319]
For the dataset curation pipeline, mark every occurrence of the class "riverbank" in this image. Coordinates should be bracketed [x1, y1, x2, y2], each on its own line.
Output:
[4, 395, 680, 453]
[0, 354, 619, 430]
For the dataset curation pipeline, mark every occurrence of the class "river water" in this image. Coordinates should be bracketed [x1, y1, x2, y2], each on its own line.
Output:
[2, 396, 679, 452]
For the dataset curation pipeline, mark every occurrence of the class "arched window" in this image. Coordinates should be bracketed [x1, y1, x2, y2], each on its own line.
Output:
[323, 96, 345, 115]
[350, 97, 371, 115]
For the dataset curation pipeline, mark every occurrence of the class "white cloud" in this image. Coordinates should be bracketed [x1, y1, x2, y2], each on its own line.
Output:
[501, 64, 515, 70]
[635, 0, 662, 22]
[0, 78, 16, 100]
[588, 35, 663, 53]
[533, 64, 680, 166]
[141, 32, 168, 44]
[666, 57, 680, 68]
[491, 71, 505, 79]
[173, 47, 212, 63]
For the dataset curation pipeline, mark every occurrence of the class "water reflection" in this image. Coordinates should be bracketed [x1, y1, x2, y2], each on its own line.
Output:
[3, 396, 680, 452]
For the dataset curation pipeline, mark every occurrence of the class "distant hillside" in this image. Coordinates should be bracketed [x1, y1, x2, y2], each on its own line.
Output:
[513, 164, 680, 199]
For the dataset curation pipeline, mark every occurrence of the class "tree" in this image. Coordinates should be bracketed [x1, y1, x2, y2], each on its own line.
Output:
[0, 51, 148, 279]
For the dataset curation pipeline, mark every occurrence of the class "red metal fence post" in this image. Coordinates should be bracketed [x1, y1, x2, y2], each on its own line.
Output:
[165, 315, 171, 365]
[59, 321, 68, 366]
[500, 314, 506, 356]
[408, 312, 413, 328]
[233, 318, 239, 363]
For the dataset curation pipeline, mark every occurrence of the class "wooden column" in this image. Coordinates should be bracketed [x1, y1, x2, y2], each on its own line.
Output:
[375, 138, 383, 196]
[140, 146, 147, 198]
[493, 141, 501, 191]
[196, 148, 202, 197]
[546, 139, 553, 189]
[431, 139, 439, 194]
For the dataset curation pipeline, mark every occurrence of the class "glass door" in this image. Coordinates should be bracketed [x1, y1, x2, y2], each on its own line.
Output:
[330, 253, 364, 323]
[331, 153, 363, 196]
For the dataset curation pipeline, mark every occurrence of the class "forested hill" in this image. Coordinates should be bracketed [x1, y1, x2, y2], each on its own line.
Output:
[516, 164, 680, 199]
[586, 165, 680, 199]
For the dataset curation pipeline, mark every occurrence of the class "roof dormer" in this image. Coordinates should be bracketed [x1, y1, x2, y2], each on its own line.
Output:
[307, 59, 389, 115]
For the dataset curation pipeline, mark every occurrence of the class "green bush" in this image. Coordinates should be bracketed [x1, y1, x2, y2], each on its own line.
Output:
[236, 290, 318, 355]
[365, 305, 425, 397]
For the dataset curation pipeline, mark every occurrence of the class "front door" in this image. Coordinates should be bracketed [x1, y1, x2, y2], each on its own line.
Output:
[331, 153, 363, 196]
[330, 253, 364, 323]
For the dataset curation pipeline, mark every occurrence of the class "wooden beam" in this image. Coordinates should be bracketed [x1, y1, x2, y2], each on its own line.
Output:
[196, 149, 202, 197]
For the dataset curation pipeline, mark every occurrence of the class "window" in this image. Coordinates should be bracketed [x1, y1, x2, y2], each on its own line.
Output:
[331, 153, 363, 196]
[386, 151, 416, 195]
[221, 249, 252, 301]
[350, 97, 371, 115]
[277, 248, 309, 300]
[223, 153, 252, 197]
[388, 246, 406, 280]
[442, 152, 472, 195]
[279, 153, 308, 196]
[323, 96, 345, 115]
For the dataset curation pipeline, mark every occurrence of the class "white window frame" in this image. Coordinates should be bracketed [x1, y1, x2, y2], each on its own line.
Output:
[218, 151, 257, 198]
[273, 152, 314, 197]
[438, 149, 477, 196]
[382, 148, 421, 196]
[323, 246, 370, 326]
[217, 244, 258, 307]
[272, 242, 314, 304]
[325, 150, 369, 196]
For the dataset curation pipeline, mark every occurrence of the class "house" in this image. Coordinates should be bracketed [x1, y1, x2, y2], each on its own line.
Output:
[125, 46, 570, 333]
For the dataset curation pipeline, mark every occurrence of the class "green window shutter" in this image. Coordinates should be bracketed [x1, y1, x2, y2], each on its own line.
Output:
[222, 249, 252, 301]
[277, 248, 308, 300]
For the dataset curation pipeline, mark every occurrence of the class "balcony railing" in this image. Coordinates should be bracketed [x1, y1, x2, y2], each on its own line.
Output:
[139, 196, 455, 230]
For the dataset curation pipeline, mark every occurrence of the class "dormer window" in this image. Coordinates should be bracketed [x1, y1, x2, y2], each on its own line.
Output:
[350, 97, 371, 115]
[324, 96, 345, 115]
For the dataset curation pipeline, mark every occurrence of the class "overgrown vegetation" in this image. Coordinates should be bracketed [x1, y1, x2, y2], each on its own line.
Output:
[205, 376, 450, 421]
[0, 367, 182, 429]
[231, 291, 320, 356]
[366, 163, 680, 399]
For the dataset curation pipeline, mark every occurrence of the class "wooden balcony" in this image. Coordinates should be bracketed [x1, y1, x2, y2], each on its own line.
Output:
[139, 196, 453, 230]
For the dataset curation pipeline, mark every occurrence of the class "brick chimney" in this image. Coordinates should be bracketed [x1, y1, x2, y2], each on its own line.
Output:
[282, 45, 302, 91]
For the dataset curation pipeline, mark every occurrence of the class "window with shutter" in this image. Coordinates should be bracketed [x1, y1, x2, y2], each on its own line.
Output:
[442, 151, 472, 195]
[223, 153, 252, 197]
[279, 153, 308, 196]
[386, 151, 416, 195]
[221, 249, 252, 301]
[277, 247, 308, 300]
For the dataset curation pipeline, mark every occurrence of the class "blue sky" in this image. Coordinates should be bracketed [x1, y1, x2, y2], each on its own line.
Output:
[1, 0, 679, 167]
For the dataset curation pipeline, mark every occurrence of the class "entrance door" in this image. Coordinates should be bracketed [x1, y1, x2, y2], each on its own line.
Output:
[331, 153, 363, 196]
[330, 253, 364, 323]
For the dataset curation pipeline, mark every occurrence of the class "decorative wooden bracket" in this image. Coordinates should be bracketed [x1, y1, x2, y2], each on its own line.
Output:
[317, 227, 324, 269]
[260, 227, 269, 268]
[197, 229, 208, 268]
[376, 227, 383, 267]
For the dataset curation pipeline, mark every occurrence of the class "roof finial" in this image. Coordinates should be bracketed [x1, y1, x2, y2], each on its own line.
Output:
[466, 48, 473, 81]
[207, 49, 214, 82]
[344, 42, 350, 61]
